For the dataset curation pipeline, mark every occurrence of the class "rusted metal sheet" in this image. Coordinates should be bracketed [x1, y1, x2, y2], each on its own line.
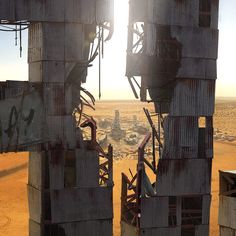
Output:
[0, 0, 114, 24]
[219, 195, 236, 230]
[140, 196, 169, 228]
[156, 159, 212, 196]
[50, 187, 113, 224]
[46, 115, 77, 149]
[169, 79, 215, 116]
[76, 149, 100, 187]
[162, 116, 199, 159]
[140, 226, 181, 236]
[0, 89, 45, 152]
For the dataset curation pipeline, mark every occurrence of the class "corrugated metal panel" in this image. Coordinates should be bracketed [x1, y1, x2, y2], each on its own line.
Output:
[202, 195, 211, 224]
[162, 116, 199, 159]
[61, 220, 113, 235]
[50, 187, 113, 223]
[146, 25, 218, 59]
[28, 185, 43, 223]
[28, 152, 44, 190]
[121, 221, 138, 236]
[140, 196, 169, 228]
[96, 0, 114, 23]
[169, 79, 215, 116]
[156, 159, 212, 196]
[147, 0, 199, 27]
[219, 195, 236, 230]
[129, 0, 147, 22]
[140, 226, 181, 236]
[29, 219, 113, 236]
[80, 0, 96, 24]
[147, 0, 219, 29]
[76, 149, 100, 187]
[29, 22, 85, 62]
[0, 89, 45, 152]
[1, 0, 114, 24]
[45, 115, 77, 149]
[220, 226, 236, 236]
[195, 225, 209, 236]
[177, 58, 217, 80]
[43, 83, 65, 116]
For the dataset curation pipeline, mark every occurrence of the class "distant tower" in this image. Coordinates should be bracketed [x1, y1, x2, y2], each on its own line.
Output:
[122, 0, 219, 236]
[111, 110, 125, 140]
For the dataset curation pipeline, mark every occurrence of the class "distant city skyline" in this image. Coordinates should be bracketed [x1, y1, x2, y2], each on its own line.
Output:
[0, 0, 236, 100]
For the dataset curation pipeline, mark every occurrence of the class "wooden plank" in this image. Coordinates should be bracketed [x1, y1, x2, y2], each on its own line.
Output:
[76, 149, 100, 187]
[156, 159, 212, 196]
[140, 196, 169, 228]
[50, 187, 113, 223]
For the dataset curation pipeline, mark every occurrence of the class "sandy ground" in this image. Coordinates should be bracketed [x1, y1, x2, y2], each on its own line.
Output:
[0, 100, 235, 236]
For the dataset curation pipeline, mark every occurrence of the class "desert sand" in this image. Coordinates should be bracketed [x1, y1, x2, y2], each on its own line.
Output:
[0, 100, 236, 236]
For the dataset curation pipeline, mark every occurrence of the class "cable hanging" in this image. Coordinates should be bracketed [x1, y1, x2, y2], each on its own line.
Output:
[0, 20, 29, 57]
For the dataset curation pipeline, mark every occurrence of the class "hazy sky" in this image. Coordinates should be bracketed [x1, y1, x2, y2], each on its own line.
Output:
[0, 0, 235, 100]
